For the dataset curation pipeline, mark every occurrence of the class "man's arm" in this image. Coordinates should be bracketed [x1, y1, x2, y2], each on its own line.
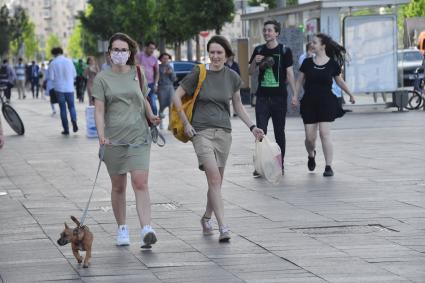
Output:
[286, 66, 296, 96]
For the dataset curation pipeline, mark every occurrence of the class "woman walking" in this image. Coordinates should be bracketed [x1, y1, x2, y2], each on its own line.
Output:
[172, 36, 264, 242]
[93, 32, 160, 248]
[157, 52, 176, 128]
[84, 56, 99, 106]
[292, 33, 355, 177]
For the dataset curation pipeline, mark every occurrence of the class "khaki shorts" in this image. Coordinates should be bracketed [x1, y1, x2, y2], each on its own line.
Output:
[192, 128, 232, 171]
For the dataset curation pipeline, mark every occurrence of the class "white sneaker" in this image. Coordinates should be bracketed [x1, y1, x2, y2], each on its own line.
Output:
[141, 225, 157, 248]
[116, 225, 130, 246]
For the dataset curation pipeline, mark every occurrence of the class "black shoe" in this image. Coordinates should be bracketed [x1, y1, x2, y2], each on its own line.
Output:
[61, 131, 70, 135]
[253, 170, 261, 178]
[308, 150, 316, 171]
[323, 165, 334, 177]
[72, 121, 78, 133]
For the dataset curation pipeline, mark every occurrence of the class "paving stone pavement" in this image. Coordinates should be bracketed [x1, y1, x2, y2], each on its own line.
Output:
[0, 95, 424, 283]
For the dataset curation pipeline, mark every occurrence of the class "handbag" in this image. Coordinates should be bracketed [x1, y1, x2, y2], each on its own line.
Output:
[135, 66, 165, 147]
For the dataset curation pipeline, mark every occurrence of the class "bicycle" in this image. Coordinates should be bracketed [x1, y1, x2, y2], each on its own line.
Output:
[405, 67, 425, 110]
[0, 84, 25, 135]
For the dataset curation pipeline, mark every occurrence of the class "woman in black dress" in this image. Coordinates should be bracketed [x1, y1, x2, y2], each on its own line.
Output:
[292, 33, 355, 177]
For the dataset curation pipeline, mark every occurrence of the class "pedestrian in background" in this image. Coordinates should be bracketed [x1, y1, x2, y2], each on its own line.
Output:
[157, 52, 176, 128]
[137, 41, 159, 115]
[292, 33, 355, 177]
[39, 62, 46, 98]
[14, 58, 26, 99]
[48, 47, 78, 135]
[248, 19, 296, 177]
[75, 59, 86, 103]
[93, 32, 160, 248]
[225, 55, 240, 75]
[83, 56, 99, 106]
[30, 61, 40, 99]
[172, 35, 264, 243]
[45, 60, 57, 115]
[0, 59, 16, 103]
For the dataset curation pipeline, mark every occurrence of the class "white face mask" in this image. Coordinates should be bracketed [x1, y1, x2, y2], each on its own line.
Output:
[110, 51, 130, 66]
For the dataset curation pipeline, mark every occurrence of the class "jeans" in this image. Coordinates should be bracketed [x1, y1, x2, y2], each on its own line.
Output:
[56, 91, 77, 132]
[255, 95, 287, 165]
[147, 83, 158, 115]
[31, 78, 39, 98]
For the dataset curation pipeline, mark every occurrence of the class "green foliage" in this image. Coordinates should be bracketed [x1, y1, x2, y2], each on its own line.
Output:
[8, 6, 30, 58]
[182, 0, 235, 34]
[0, 5, 10, 57]
[67, 22, 84, 59]
[249, 0, 276, 9]
[45, 34, 61, 60]
[402, 0, 425, 18]
[23, 22, 39, 60]
[79, 0, 158, 45]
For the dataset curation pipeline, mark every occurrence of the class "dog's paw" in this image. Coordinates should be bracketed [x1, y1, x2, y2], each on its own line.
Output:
[83, 264, 89, 268]
[77, 258, 83, 264]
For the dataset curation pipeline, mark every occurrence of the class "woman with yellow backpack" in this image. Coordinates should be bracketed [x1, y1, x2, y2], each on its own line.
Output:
[172, 35, 264, 242]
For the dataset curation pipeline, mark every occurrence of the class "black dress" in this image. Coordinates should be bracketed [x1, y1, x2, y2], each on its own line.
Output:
[299, 57, 344, 124]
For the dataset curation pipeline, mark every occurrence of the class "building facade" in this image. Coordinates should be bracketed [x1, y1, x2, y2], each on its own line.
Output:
[6, 0, 86, 55]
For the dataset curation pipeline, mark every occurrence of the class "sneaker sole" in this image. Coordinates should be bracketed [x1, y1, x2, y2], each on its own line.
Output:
[219, 236, 231, 243]
[141, 232, 157, 249]
[116, 241, 130, 246]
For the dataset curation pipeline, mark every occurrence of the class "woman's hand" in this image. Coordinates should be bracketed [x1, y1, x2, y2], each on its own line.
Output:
[184, 122, 197, 138]
[148, 115, 161, 126]
[349, 95, 355, 104]
[99, 137, 110, 145]
[291, 95, 299, 109]
[251, 127, 264, 140]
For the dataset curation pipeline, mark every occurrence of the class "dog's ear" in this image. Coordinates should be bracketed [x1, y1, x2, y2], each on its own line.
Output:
[64, 222, 69, 229]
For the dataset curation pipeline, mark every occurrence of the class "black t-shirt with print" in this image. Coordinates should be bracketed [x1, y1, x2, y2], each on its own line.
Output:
[249, 43, 293, 97]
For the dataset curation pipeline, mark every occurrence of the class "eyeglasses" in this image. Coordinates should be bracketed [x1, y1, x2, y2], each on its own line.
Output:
[111, 48, 130, 53]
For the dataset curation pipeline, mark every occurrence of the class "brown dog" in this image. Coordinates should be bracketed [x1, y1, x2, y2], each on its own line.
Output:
[57, 216, 93, 268]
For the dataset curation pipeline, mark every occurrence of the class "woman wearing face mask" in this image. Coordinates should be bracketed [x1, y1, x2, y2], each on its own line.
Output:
[172, 36, 264, 242]
[92, 33, 161, 248]
[292, 33, 355, 177]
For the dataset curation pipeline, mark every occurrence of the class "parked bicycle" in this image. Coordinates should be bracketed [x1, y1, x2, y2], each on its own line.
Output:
[0, 84, 25, 135]
[406, 67, 425, 110]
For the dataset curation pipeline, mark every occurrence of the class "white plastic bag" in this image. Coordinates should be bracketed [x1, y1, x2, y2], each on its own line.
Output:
[253, 136, 282, 184]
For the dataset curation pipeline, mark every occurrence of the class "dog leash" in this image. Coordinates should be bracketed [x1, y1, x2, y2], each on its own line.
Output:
[79, 144, 105, 226]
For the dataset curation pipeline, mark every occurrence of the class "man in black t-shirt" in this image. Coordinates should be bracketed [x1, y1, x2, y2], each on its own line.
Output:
[249, 20, 296, 176]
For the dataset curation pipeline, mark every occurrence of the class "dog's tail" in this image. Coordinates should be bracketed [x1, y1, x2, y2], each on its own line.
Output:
[70, 216, 81, 227]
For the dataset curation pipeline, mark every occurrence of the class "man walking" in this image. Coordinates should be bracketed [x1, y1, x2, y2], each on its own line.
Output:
[30, 61, 40, 98]
[0, 59, 16, 103]
[137, 41, 159, 115]
[248, 20, 296, 176]
[15, 58, 26, 99]
[48, 47, 78, 135]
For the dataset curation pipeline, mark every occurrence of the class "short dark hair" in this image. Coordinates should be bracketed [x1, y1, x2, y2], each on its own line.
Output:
[18, 57, 23, 61]
[2, 59, 8, 64]
[158, 52, 172, 61]
[51, 47, 63, 56]
[264, 20, 281, 35]
[207, 35, 234, 58]
[306, 42, 312, 52]
[108, 32, 138, 66]
[145, 41, 156, 47]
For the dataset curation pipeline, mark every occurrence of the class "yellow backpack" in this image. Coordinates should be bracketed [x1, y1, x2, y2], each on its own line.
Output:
[169, 64, 206, 143]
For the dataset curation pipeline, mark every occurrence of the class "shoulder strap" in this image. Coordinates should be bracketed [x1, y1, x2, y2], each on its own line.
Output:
[193, 64, 206, 100]
[280, 43, 286, 56]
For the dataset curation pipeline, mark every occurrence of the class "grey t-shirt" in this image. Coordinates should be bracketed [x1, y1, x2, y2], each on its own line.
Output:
[180, 65, 242, 132]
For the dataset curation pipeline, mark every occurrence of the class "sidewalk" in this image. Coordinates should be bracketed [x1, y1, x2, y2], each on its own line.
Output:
[0, 94, 424, 282]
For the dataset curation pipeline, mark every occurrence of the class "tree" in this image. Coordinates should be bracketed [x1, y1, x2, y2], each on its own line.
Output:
[183, 0, 235, 34]
[8, 6, 30, 58]
[0, 5, 10, 57]
[10, 21, 39, 60]
[67, 22, 84, 59]
[79, 0, 157, 45]
[45, 34, 61, 60]
[402, 0, 425, 18]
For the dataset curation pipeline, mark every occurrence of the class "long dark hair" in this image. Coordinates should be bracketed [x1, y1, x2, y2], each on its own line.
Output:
[107, 32, 138, 66]
[315, 33, 347, 67]
[207, 35, 234, 58]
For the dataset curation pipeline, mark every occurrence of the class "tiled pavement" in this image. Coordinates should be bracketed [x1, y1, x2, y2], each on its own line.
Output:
[0, 94, 424, 282]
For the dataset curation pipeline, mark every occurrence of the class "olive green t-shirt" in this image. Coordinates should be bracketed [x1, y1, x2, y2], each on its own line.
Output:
[180, 65, 242, 132]
[92, 66, 150, 144]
